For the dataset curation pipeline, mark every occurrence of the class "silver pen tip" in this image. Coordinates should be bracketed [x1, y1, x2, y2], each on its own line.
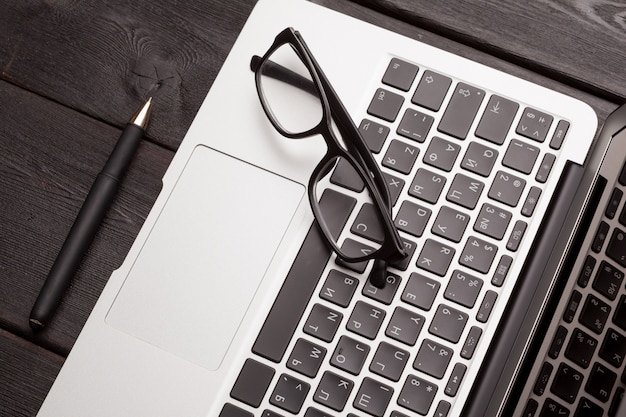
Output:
[130, 97, 153, 129]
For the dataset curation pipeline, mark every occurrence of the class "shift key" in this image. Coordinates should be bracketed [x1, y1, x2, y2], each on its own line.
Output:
[438, 83, 485, 139]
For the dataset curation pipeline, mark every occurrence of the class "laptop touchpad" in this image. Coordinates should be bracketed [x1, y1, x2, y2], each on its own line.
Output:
[106, 145, 304, 370]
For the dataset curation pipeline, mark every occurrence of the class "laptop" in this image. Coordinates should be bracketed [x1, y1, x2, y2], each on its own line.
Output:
[35, 0, 626, 416]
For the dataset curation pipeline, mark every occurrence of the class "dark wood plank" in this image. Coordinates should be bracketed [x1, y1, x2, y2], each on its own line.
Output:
[0, 79, 172, 355]
[0, 328, 64, 417]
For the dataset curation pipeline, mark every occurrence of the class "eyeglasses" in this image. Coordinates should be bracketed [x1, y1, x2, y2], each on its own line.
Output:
[251, 27, 407, 287]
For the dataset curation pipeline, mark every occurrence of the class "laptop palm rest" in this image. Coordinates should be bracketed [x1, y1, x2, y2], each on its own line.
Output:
[106, 145, 304, 370]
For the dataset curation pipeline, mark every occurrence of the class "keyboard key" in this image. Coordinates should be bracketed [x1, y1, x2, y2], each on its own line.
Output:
[391, 238, 418, 271]
[609, 387, 625, 416]
[287, 338, 327, 378]
[549, 120, 570, 150]
[383, 172, 405, 206]
[304, 407, 333, 417]
[565, 328, 597, 369]
[593, 261, 624, 301]
[551, 363, 583, 404]
[359, 119, 390, 154]
[383, 139, 419, 174]
[506, 220, 528, 252]
[432, 205, 470, 243]
[330, 158, 365, 192]
[386, 307, 425, 346]
[540, 398, 569, 417]
[231, 359, 275, 407]
[414, 338, 453, 379]
[417, 239, 456, 276]
[577, 255, 596, 288]
[394, 200, 432, 237]
[534, 362, 553, 396]
[503, 139, 540, 174]
[605, 188, 623, 220]
[460, 236, 497, 274]
[586, 362, 616, 403]
[313, 371, 354, 411]
[444, 269, 484, 308]
[536, 153, 556, 183]
[474, 203, 512, 240]
[575, 397, 603, 417]
[336, 238, 374, 273]
[402, 272, 440, 311]
[516, 107, 553, 142]
[592, 221, 610, 253]
[614, 295, 626, 331]
[412, 70, 452, 111]
[607, 228, 626, 267]
[461, 141, 499, 177]
[368, 88, 404, 122]
[475, 95, 519, 145]
[398, 375, 438, 415]
[476, 290, 498, 323]
[347, 301, 386, 339]
[491, 255, 513, 287]
[382, 58, 419, 91]
[423, 136, 461, 172]
[522, 186, 542, 217]
[563, 290, 582, 323]
[446, 173, 485, 209]
[429, 304, 469, 343]
[270, 374, 311, 414]
[330, 336, 370, 375]
[489, 170, 526, 207]
[303, 303, 343, 342]
[320, 270, 358, 308]
[599, 328, 626, 368]
[220, 403, 253, 417]
[461, 326, 482, 359]
[409, 168, 446, 203]
[548, 326, 568, 359]
[352, 203, 385, 243]
[434, 401, 452, 417]
[522, 399, 539, 417]
[370, 342, 410, 381]
[444, 363, 466, 397]
[397, 109, 434, 143]
[580, 294, 611, 334]
[438, 82, 485, 139]
[363, 272, 401, 305]
[353, 378, 394, 417]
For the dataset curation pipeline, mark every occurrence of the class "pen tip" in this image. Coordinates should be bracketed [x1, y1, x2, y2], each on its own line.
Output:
[29, 318, 45, 331]
[130, 98, 153, 129]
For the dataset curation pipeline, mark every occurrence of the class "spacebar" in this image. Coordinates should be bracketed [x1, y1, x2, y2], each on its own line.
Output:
[252, 189, 356, 362]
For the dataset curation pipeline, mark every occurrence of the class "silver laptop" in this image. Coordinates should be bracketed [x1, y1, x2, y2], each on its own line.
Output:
[35, 0, 626, 416]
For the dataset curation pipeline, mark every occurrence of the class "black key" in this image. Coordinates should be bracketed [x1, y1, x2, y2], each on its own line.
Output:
[231, 359, 275, 408]
[593, 261, 624, 301]
[492, 255, 513, 287]
[414, 338, 453, 379]
[432, 205, 470, 243]
[445, 363, 467, 397]
[383, 58, 419, 91]
[489, 170, 526, 207]
[522, 399, 539, 417]
[592, 221, 610, 253]
[551, 363, 583, 404]
[304, 407, 333, 417]
[475, 95, 519, 145]
[391, 238, 418, 271]
[606, 188, 623, 219]
[401, 272, 440, 311]
[429, 304, 469, 343]
[540, 398, 569, 417]
[423, 136, 461, 172]
[534, 362, 553, 396]
[220, 403, 253, 417]
[614, 295, 626, 331]
[516, 107, 553, 142]
[417, 239, 456, 276]
[383, 172, 405, 206]
[383, 139, 419, 174]
[287, 338, 326, 378]
[599, 328, 626, 368]
[330, 158, 365, 192]
[446, 173, 485, 210]
[303, 303, 343, 342]
[474, 203, 512, 240]
[461, 326, 482, 359]
[621, 160, 626, 186]
[438, 82, 485, 139]
[412, 70, 452, 111]
[270, 374, 310, 414]
[390, 412, 410, 417]
[507, 220, 528, 252]
[363, 272, 401, 305]
[577, 255, 596, 288]
[330, 336, 370, 375]
[445, 269, 484, 308]
[313, 371, 354, 411]
[353, 378, 394, 417]
[394, 200, 432, 237]
[359, 119, 390, 154]
[563, 290, 582, 323]
[320, 270, 358, 308]
[476, 290, 498, 323]
[565, 328, 597, 369]
[461, 141, 499, 177]
[434, 401, 452, 417]
[352, 203, 385, 243]
[347, 301, 386, 339]
[386, 306, 425, 346]
[460, 236, 497, 274]
[609, 387, 625, 417]
[522, 186, 542, 217]
[252, 191, 355, 362]
[536, 153, 556, 183]
[579, 294, 611, 334]
[397, 109, 434, 143]
[574, 397, 603, 417]
[586, 362, 617, 403]
[503, 139, 540, 174]
[370, 341, 410, 382]
[336, 238, 373, 273]
[398, 375, 438, 415]
[409, 168, 446, 203]
[548, 325, 568, 359]
[550, 120, 570, 150]
[368, 88, 404, 122]
[607, 228, 626, 267]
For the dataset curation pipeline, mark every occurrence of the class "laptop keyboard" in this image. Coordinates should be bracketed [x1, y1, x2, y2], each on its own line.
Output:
[221, 57, 575, 417]
[518, 161, 626, 417]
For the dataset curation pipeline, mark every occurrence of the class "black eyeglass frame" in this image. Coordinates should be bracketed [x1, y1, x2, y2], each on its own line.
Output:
[252, 27, 406, 265]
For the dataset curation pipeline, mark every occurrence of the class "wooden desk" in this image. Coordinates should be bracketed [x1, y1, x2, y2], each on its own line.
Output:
[1, 1, 624, 415]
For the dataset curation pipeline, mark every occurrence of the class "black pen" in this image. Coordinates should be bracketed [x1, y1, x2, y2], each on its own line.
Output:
[29, 98, 153, 330]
